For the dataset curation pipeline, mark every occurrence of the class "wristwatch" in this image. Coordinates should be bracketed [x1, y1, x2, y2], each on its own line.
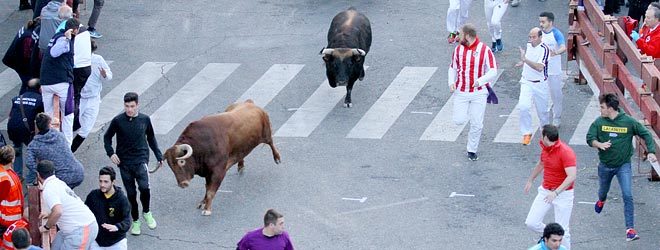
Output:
[43, 224, 50, 230]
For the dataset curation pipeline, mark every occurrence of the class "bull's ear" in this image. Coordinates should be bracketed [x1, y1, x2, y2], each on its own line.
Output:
[322, 54, 331, 62]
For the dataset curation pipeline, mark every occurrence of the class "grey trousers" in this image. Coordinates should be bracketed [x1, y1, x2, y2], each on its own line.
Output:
[88, 0, 105, 29]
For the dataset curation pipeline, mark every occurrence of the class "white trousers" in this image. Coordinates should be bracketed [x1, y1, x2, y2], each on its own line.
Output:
[518, 79, 550, 135]
[452, 90, 488, 153]
[484, 0, 508, 42]
[447, 0, 473, 33]
[91, 238, 127, 250]
[525, 186, 573, 250]
[41, 83, 74, 146]
[78, 96, 101, 138]
[547, 74, 563, 125]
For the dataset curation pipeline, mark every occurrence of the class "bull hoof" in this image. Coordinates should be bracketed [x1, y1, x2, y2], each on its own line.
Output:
[237, 166, 245, 175]
[197, 202, 205, 209]
[359, 76, 364, 81]
[344, 103, 352, 108]
[201, 210, 212, 216]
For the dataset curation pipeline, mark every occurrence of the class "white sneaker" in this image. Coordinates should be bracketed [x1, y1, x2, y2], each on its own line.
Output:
[511, 0, 520, 7]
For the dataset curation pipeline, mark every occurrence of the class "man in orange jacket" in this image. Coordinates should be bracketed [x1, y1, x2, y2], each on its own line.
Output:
[0, 146, 25, 234]
[635, 3, 660, 58]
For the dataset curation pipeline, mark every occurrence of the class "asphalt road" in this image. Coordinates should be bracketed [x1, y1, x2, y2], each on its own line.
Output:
[1, 0, 659, 249]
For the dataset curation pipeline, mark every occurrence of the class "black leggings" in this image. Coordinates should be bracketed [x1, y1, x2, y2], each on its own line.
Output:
[119, 163, 151, 221]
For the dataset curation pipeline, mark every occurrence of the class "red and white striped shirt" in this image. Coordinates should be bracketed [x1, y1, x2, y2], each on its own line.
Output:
[450, 38, 497, 93]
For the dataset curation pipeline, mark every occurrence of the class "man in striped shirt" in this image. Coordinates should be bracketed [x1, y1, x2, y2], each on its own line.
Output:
[448, 24, 498, 161]
[516, 27, 550, 145]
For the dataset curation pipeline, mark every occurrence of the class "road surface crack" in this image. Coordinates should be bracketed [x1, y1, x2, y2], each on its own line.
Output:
[140, 233, 234, 248]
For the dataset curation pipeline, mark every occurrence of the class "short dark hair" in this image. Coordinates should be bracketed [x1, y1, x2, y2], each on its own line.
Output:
[37, 160, 55, 179]
[35, 113, 51, 132]
[99, 166, 116, 181]
[542, 124, 559, 142]
[599, 93, 619, 111]
[11, 227, 31, 249]
[91, 39, 98, 52]
[263, 209, 283, 227]
[540, 12, 555, 22]
[64, 18, 80, 31]
[0, 145, 15, 165]
[543, 223, 565, 239]
[461, 24, 477, 38]
[124, 92, 138, 104]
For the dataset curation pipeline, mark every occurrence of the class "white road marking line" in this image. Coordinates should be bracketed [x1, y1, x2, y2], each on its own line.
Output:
[152, 63, 240, 135]
[219, 190, 233, 193]
[493, 102, 540, 143]
[342, 197, 368, 203]
[411, 111, 433, 115]
[235, 64, 304, 107]
[92, 62, 176, 133]
[0, 68, 20, 98]
[569, 61, 600, 145]
[275, 66, 369, 137]
[347, 67, 436, 139]
[336, 197, 429, 216]
[449, 192, 475, 198]
[578, 201, 596, 205]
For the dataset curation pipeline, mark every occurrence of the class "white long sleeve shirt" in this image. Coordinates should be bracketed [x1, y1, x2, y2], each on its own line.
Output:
[81, 53, 112, 98]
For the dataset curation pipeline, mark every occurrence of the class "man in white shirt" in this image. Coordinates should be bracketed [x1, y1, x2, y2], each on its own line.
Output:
[539, 12, 567, 127]
[516, 27, 550, 145]
[71, 40, 112, 152]
[37, 160, 98, 250]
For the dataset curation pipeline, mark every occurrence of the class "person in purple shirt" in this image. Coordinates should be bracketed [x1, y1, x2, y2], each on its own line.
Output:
[237, 209, 294, 250]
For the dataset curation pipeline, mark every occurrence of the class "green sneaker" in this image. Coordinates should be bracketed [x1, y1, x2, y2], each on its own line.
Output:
[144, 211, 157, 229]
[130, 220, 141, 235]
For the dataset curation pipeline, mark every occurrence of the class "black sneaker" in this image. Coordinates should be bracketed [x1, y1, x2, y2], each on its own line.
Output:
[467, 152, 478, 161]
[19, 3, 32, 10]
[492, 42, 498, 52]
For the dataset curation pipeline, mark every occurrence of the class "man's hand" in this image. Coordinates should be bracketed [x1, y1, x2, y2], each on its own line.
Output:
[544, 191, 557, 203]
[110, 154, 121, 165]
[102, 223, 119, 232]
[594, 140, 612, 151]
[519, 46, 526, 61]
[449, 83, 456, 93]
[99, 67, 107, 78]
[64, 29, 73, 39]
[515, 61, 524, 67]
[38, 212, 49, 220]
[524, 180, 533, 194]
[648, 153, 657, 163]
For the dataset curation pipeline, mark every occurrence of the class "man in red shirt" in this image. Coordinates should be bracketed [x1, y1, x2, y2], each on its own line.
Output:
[448, 23, 498, 161]
[635, 3, 660, 58]
[524, 125, 576, 250]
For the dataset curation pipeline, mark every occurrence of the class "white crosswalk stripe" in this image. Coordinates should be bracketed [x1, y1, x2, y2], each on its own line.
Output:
[92, 62, 176, 133]
[347, 67, 436, 139]
[569, 60, 601, 145]
[0, 68, 20, 98]
[1, 61, 602, 145]
[493, 103, 541, 144]
[235, 64, 304, 107]
[152, 63, 240, 135]
[275, 66, 369, 138]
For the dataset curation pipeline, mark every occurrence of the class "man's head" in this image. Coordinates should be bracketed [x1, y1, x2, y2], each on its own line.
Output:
[123, 92, 139, 117]
[263, 209, 285, 235]
[539, 12, 555, 31]
[0, 145, 16, 166]
[11, 227, 32, 250]
[542, 223, 565, 250]
[98, 166, 116, 194]
[27, 78, 40, 92]
[459, 24, 478, 47]
[541, 124, 559, 146]
[37, 160, 55, 183]
[529, 27, 543, 47]
[34, 113, 51, 133]
[58, 5, 72, 20]
[598, 93, 619, 118]
[64, 18, 80, 37]
[645, 4, 660, 28]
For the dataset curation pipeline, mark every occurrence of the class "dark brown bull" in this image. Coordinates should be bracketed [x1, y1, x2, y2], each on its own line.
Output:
[150, 100, 281, 216]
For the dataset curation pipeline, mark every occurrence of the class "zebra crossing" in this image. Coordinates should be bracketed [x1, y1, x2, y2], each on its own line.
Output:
[0, 62, 598, 145]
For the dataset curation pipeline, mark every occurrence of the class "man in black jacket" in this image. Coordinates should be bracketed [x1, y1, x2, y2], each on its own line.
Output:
[85, 166, 131, 249]
[103, 92, 162, 236]
[7, 79, 43, 181]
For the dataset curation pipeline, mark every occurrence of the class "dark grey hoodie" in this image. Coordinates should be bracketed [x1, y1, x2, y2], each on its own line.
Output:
[38, 0, 64, 50]
[26, 129, 84, 188]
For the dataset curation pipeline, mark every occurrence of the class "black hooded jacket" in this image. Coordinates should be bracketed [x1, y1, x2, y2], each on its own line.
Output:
[85, 185, 131, 247]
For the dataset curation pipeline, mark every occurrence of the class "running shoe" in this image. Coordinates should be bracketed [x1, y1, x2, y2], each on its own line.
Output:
[626, 228, 640, 242]
[511, 0, 520, 7]
[89, 30, 103, 38]
[467, 152, 479, 161]
[144, 211, 157, 229]
[130, 220, 141, 235]
[595, 200, 605, 214]
[496, 39, 503, 52]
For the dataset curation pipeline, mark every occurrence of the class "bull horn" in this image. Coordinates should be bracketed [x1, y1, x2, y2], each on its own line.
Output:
[176, 144, 193, 160]
[320, 48, 334, 55]
[351, 49, 366, 56]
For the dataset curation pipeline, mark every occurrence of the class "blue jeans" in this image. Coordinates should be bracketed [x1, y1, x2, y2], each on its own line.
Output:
[598, 162, 634, 228]
[12, 142, 25, 181]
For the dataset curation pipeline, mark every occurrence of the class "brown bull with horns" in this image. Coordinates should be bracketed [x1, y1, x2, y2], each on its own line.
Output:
[150, 99, 281, 216]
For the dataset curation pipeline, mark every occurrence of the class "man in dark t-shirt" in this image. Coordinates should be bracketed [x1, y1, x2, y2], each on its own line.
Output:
[237, 209, 294, 250]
